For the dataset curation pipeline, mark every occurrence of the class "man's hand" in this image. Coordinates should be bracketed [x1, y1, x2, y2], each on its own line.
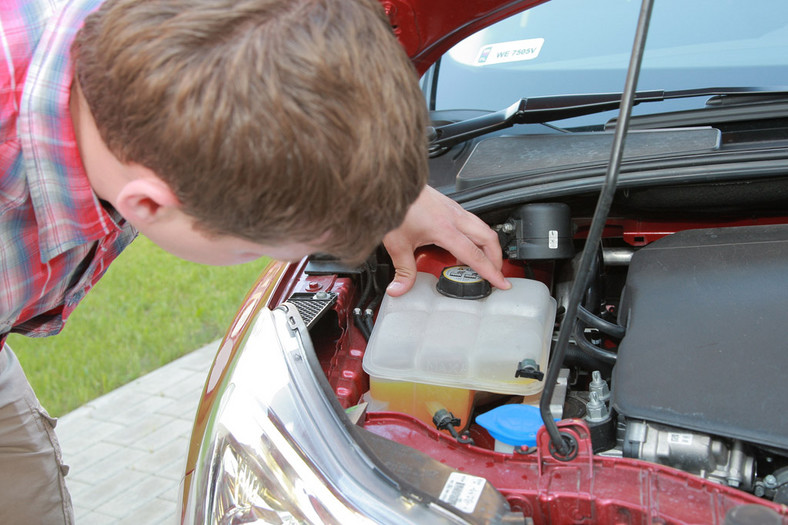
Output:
[383, 186, 511, 296]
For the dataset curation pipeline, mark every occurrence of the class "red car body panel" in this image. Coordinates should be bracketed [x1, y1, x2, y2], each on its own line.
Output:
[364, 415, 783, 524]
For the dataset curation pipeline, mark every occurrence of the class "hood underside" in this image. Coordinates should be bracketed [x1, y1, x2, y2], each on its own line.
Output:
[381, 0, 549, 75]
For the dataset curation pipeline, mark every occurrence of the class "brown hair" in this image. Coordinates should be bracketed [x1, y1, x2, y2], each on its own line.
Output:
[72, 0, 428, 261]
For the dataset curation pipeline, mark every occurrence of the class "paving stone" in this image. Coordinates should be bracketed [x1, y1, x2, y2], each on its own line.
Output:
[57, 404, 93, 423]
[77, 469, 149, 510]
[177, 344, 219, 372]
[55, 341, 218, 522]
[155, 508, 179, 525]
[173, 377, 207, 402]
[132, 417, 194, 452]
[149, 454, 188, 483]
[72, 501, 92, 519]
[64, 477, 92, 499]
[154, 395, 200, 419]
[132, 367, 196, 397]
[103, 392, 176, 425]
[132, 437, 189, 477]
[74, 508, 117, 525]
[63, 440, 124, 472]
[103, 413, 174, 447]
[68, 446, 149, 485]
[117, 496, 178, 525]
[94, 475, 174, 518]
[84, 387, 151, 417]
[57, 418, 127, 453]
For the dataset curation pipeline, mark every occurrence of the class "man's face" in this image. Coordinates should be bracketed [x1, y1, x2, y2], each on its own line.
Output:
[134, 208, 318, 265]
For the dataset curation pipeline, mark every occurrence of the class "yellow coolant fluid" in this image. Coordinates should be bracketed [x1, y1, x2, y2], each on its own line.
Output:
[363, 269, 556, 429]
[367, 379, 476, 430]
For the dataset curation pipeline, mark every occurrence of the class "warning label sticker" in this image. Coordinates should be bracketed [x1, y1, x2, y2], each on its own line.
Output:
[438, 472, 486, 514]
[549, 230, 559, 249]
[668, 433, 693, 446]
[476, 38, 544, 66]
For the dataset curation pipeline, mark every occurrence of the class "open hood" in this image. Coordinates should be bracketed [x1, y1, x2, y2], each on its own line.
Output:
[381, 0, 549, 75]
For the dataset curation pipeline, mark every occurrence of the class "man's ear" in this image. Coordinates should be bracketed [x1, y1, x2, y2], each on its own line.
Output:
[114, 177, 180, 224]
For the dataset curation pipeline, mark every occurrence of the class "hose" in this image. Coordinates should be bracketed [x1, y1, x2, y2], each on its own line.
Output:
[573, 322, 617, 366]
[563, 344, 614, 377]
[577, 304, 626, 339]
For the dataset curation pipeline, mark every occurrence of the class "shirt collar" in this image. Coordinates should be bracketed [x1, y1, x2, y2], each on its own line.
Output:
[17, 0, 120, 264]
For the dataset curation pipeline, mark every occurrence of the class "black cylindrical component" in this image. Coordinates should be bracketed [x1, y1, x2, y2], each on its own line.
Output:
[587, 417, 617, 453]
[507, 203, 574, 260]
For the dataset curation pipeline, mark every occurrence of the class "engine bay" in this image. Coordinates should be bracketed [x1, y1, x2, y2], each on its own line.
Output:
[286, 205, 788, 518]
[614, 224, 788, 497]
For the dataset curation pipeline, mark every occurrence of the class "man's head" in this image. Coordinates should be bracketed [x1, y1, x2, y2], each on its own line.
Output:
[71, 0, 428, 263]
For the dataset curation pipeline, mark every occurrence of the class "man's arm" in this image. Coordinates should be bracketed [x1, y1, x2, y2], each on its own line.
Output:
[383, 185, 511, 296]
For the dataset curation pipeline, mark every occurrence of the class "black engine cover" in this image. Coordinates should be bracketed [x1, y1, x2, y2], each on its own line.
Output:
[612, 224, 788, 451]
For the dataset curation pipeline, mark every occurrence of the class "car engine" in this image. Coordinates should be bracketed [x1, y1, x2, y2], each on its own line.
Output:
[296, 201, 788, 515]
[611, 223, 788, 500]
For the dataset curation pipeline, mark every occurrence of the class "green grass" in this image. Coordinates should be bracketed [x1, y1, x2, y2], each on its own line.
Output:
[9, 235, 268, 417]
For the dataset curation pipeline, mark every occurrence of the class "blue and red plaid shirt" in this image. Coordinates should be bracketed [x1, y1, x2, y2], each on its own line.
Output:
[0, 0, 136, 342]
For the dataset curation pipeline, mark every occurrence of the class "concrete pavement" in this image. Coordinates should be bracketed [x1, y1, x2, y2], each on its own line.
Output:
[55, 339, 219, 524]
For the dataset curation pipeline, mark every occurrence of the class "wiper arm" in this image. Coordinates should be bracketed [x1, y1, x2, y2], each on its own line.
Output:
[429, 87, 788, 153]
[430, 91, 662, 153]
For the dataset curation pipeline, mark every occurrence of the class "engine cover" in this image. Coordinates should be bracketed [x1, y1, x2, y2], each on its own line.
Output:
[612, 224, 788, 451]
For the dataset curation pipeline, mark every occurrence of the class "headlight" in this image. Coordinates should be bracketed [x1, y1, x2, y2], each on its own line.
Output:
[180, 305, 472, 524]
[206, 415, 362, 524]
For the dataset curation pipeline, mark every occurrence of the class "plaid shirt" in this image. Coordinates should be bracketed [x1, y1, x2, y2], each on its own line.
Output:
[0, 0, 136, 342]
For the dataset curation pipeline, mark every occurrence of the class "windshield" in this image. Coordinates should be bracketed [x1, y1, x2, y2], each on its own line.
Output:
[425, 0, 788, 128]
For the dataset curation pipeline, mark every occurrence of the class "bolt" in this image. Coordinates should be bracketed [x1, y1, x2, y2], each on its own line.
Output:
[585, 391, 609, 423]
[314, 291, 331, 300]
[589, 370, 611, 402]
[764, 474, 778, 489]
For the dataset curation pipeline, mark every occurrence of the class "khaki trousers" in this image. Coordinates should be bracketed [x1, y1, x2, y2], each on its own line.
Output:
[0, 347, 73, 524]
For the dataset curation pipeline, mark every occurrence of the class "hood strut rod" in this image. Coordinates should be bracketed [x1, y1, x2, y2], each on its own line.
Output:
[539, 0, 654, 458]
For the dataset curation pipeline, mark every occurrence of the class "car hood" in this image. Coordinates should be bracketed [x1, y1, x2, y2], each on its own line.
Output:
[384, 0, 549, 75]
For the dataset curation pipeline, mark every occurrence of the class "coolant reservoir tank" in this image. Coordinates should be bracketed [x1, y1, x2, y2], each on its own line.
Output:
[363, 267, 556, 426]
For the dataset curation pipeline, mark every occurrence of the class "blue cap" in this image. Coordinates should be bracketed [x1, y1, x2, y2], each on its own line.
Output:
[476, 404, 545, 447]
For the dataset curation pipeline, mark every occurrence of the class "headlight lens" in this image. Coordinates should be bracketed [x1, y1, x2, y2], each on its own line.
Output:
[212, 435, 285, 523]
[209, 429, 354, 524]
[181, 305, 467, 525]
[205, 390, 373, 524]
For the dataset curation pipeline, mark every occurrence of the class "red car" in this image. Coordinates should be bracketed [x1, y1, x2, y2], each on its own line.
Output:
[180, 0, 788, 523]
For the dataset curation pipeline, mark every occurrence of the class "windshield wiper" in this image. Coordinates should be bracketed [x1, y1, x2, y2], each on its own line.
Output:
[429, 87, 788, 154]
[609, 89, 788, 131]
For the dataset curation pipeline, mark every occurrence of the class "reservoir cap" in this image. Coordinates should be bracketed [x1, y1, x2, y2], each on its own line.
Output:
[476, 404, 545, 447]
[436, 265, 492, 300]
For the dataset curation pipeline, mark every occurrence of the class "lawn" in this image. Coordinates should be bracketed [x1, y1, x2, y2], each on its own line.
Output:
[9, 235, 268, 416]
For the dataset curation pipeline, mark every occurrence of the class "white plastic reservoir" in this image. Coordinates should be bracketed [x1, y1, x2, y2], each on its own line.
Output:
[363, 271, 556, 425]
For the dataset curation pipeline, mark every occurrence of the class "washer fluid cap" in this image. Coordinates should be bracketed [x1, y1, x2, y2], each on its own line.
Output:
[476, 404, 544, 447]
[436, 265, 492, 299]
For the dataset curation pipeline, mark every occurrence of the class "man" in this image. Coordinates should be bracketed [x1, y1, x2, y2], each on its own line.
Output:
[1, 0, 508, 522]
